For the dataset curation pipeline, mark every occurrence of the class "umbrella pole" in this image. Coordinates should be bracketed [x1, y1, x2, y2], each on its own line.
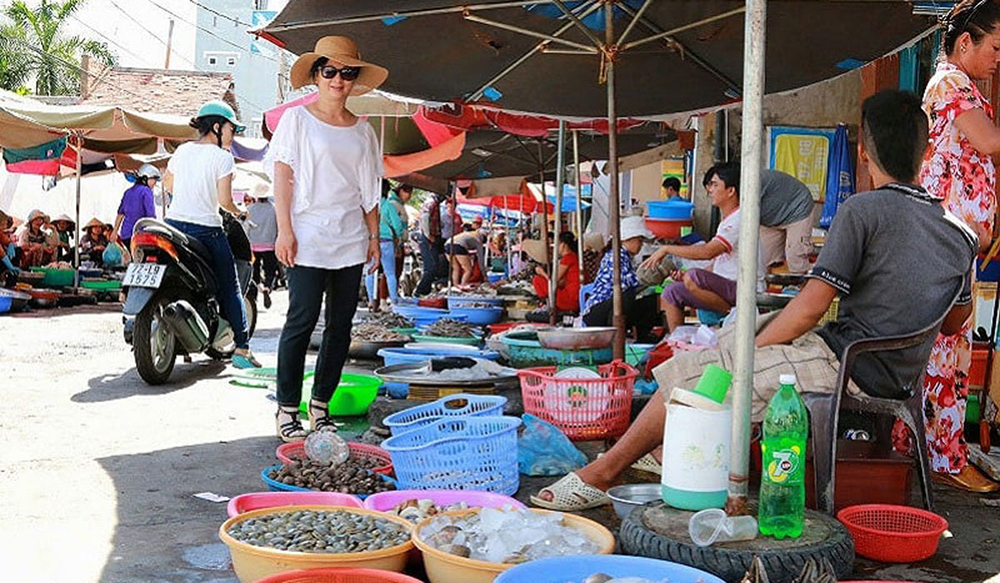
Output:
[605, 6, 624, 360]
[727, 0, 767, 516]
[450, 183, 457, 289]
[573, 130, 584, 290]
[73, 135, 82, 291]
[550, 120, 566, 325]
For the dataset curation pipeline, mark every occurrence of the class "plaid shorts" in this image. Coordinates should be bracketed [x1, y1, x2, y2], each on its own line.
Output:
[652, 312, 846, 422]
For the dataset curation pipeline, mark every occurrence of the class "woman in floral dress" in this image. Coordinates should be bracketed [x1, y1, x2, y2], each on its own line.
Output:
[892, 0, 1000, 492]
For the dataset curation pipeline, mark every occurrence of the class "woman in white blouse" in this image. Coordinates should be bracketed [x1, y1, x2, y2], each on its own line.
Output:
[265, 36, 388, 442]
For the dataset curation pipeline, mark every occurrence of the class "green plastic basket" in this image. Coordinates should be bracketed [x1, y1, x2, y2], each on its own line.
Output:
[297, 372, 382, 416]
[411, 333, 481, 346]
[81, 279, 122, 291]
[31, 267, 75, 287]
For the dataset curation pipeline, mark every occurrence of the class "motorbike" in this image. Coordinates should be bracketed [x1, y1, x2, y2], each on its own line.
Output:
[122, 218, 257, 385]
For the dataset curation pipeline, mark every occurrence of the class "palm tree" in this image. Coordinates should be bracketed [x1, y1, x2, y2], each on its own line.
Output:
[0, 0, 115, 95]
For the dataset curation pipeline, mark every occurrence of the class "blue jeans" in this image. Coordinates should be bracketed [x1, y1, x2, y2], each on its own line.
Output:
[165, 219, 249, 349]
[364, 239, 399, 303]
[277, 263, 362, 406]
[416, 234, 438, 296]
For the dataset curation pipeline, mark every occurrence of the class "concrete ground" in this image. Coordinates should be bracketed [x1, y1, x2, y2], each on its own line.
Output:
[1, 292, 999, 583]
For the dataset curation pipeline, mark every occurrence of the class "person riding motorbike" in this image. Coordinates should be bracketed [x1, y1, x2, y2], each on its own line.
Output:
[112, 163, 160, 250]
[161, 101, 260, 369]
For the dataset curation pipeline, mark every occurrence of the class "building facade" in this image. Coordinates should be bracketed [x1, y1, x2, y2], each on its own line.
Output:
[194, 0, 289, 137]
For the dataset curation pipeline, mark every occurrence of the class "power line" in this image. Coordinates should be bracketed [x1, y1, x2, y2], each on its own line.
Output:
[70, 2, 270, 116]
[184, 0, 253, 28]
[100, 0, 270, 115]
[142, 0, 279, 65]
[4, 35, 152, 103]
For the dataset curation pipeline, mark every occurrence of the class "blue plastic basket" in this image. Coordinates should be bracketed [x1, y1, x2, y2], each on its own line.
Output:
[382, 416, 522, 495]
[0, 296, 11, 314]
[260, 465, 394, 500]
[494, 555, 725, 583]
[647, 198, 694, 220]
[448, 306, 505, 325]
[383, 393, 507, 436]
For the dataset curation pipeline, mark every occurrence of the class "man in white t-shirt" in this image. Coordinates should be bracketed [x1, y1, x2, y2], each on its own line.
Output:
[642, 162, 763, 331]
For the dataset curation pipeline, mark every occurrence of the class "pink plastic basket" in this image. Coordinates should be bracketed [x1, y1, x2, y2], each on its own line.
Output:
[518, 360, 637, 441]
[362, 489, 526, 512]
[276, 441, 394, 475]
[226, 491, 363, 518]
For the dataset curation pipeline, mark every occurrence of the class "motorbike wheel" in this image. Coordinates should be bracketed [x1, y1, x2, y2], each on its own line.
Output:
[134, 296, 177, 385]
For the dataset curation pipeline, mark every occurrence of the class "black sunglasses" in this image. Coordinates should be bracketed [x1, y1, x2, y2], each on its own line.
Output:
[319, 65, 361, 81]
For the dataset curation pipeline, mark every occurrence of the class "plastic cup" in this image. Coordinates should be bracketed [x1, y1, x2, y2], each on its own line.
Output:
[693, 364, 732, 404]
[688, 508, 758, 547]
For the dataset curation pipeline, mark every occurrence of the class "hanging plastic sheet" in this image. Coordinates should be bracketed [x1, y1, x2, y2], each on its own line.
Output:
[820, 124, 855, 229]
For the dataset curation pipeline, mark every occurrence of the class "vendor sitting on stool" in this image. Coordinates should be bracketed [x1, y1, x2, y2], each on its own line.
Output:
[18, 209, 57, 268]
[643, 162, 763, 332]
[582, 216, 661, 342]
[531, 231, 581, 315]
[532, 89, 979, 511]
[0, 210, 19, 287]
[79, 217, 109, 266]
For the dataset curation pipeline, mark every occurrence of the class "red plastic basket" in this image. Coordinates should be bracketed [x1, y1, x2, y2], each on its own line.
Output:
[837, 504, 948, 563]
[276, 441, 394, 475]
[518, 360, 637, 441]
[255, 567, 423, 583]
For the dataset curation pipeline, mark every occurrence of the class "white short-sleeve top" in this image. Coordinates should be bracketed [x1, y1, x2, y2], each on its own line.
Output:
[166, 142, 235, 228]
[264, 106, 383, 270]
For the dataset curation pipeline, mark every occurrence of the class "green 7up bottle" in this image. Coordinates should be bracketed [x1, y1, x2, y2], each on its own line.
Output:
[758, 373, 808, 539]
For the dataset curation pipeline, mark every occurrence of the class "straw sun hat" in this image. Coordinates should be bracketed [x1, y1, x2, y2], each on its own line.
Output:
[521, 239, 549, 264]
[289, 36, 388, 95]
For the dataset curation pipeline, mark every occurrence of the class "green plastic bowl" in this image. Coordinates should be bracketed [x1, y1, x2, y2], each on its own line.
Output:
[410, 333, 481, 346]
[392, 327, 418, 336]
[297, 372, 381, 417]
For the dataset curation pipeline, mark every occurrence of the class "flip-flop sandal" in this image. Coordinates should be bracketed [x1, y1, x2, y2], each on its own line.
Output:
[232, 353, 262, 370]
[529, 472, 610, 511]
[630, 453, 663, 475]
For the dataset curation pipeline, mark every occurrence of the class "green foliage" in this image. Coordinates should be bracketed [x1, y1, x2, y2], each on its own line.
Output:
[0, 0, 117, 95]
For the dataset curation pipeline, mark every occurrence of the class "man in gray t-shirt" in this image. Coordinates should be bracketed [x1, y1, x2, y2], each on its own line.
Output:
[759, 169, 816, 274]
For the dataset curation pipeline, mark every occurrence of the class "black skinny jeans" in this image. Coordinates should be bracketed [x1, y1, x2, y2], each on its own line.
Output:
[583, 288, 660, 341]
[253, 250, 280, 290]
[277, 263, 362, 407]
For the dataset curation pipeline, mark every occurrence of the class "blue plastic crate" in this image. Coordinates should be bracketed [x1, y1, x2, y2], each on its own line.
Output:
[382, 416, 521, 495]
[382, 393, 506, 435]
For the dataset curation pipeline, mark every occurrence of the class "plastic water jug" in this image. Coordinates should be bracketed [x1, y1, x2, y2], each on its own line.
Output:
[661, 365, 733, 510]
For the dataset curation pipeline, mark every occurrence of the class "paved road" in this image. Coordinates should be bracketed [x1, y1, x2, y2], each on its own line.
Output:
[1, 292, 306, 583]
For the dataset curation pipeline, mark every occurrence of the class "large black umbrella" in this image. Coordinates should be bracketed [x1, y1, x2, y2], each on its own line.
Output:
[261, 0, 932, 118]
[423, 122, 673, 181]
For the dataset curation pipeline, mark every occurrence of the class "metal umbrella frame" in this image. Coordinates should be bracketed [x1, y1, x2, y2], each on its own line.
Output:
[261, 0, 935, 511]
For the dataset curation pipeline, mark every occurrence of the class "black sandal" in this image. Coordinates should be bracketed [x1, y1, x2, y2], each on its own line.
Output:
[275, 405, 306, 442]
[309, 399, 337, 432]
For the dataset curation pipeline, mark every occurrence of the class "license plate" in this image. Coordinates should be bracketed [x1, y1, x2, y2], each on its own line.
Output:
[123, 263, 167, 289]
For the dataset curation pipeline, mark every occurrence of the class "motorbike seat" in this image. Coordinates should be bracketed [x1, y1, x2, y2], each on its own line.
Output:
[144, 219, 215, 264]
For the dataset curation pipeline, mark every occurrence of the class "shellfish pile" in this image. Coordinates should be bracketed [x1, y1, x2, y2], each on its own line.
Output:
[390, 498, 471, 523]
[423, 318, 477, 338]
[268, 459, 395, 495]
[228, 509, 410, 553]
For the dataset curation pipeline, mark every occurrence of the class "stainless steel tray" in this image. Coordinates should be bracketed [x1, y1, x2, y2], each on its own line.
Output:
[374, 361, 519, 387]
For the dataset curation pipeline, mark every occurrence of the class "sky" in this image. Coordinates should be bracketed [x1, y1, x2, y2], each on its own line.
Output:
[1, 0, 286, 72]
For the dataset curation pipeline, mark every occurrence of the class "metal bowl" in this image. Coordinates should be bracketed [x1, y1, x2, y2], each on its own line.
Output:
[348, 339, 408, 360]
[607, 483, 662, 520]
[537, 327, 617, 350]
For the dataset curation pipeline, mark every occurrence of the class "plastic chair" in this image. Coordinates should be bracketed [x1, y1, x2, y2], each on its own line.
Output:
[802, 296, 958, 515]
